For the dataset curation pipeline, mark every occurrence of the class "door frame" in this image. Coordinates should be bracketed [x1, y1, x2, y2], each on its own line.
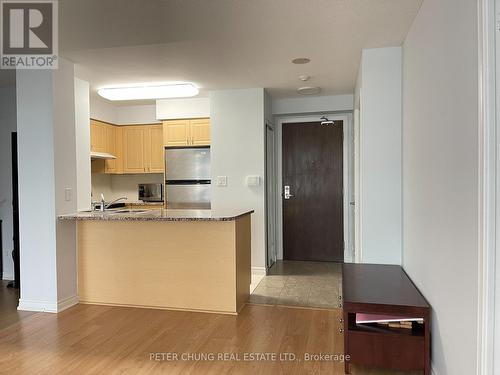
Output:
[265, 122, 278, 270]
[477, 0, 497, 373]
[275, 112, 354, 262]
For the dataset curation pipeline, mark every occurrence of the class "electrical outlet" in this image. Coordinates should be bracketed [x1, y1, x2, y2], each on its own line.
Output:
[216, 176, 227, 187]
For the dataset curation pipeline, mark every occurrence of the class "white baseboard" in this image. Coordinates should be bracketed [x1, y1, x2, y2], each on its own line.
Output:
[18, 299, 58, 313]
[57, 295, 79, 312]
[18, 295, 79, 313]
[252, 266, 266, 276]
[2, 272, 14, 281]
[431, 362, 438, 375]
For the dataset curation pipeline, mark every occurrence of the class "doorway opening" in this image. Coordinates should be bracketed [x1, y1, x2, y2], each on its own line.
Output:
[251, 114, 353, 309]
[0, 133, 30, 330]
[274, 113, 354, 264]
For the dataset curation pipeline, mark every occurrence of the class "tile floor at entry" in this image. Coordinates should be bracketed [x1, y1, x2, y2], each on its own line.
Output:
[249, 260, 342, 309]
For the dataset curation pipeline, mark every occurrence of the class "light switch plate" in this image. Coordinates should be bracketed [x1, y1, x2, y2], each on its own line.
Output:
[216, 176, 227, 187]
[65, 188, 72, 201]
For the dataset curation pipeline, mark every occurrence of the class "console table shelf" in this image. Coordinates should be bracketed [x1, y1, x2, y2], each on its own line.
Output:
[342, 264, 431, 375]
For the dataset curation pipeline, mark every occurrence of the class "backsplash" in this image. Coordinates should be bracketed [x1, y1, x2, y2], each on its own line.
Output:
[91, 173, 163, 203]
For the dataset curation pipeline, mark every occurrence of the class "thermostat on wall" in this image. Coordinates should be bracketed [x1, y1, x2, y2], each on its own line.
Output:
[245, 175, 260, 187]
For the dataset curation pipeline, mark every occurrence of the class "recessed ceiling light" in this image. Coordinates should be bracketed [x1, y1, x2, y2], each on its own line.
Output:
[299, 75, 310, 81]
[292, 57, 311, 64]
[297, 86, 321, 95]
[97, 82, 199, 101]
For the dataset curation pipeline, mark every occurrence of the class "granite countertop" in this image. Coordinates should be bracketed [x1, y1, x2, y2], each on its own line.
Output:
[58, 209, 254, 222]
[126, 201, 164, 206]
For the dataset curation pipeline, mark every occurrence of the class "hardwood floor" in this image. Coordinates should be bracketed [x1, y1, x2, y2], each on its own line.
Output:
[0, 303, 421, 375]
[0, 280, 33, 331]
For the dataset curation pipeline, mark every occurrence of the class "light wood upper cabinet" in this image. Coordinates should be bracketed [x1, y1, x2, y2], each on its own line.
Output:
[104, 125, 117, 173]
[191, 119, 211, 146]
[123, 126, 146, 173]
[90, 120, 107, 152]
[103, 126, 124, 174]
[145, 125, 164, 173]
[91, 120, 164, 174]
[163, 120, 190, 146]
[163, 118, 211, 147]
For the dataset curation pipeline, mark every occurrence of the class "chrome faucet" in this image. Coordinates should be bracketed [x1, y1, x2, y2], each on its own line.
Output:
[104, 196, 128, 211]
[100, 194, 105, 212]
[97, 194, 128, 212]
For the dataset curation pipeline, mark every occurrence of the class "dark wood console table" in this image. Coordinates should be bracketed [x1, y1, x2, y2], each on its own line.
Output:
[342, 263, 430, 375]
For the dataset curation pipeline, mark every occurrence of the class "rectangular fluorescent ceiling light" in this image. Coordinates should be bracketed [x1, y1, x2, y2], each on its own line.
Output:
[98, 83, 199, 101]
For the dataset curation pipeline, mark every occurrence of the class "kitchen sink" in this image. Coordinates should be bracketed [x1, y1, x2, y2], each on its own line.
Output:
[108, 209, 149, 214]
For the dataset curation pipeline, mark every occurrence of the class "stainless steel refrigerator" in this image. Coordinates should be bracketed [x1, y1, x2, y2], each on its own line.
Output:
[165, 146, 211, 209]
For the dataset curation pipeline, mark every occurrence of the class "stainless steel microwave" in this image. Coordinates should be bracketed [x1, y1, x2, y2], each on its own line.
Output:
[138, 183, 164, 202]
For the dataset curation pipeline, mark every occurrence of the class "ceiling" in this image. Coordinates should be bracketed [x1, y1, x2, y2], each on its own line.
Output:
[60, 0, 423, 101]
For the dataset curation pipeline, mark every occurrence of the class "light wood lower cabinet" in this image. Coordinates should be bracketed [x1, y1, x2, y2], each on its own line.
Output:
[163, 118, 211, 147]
[77, 215, 251, 314]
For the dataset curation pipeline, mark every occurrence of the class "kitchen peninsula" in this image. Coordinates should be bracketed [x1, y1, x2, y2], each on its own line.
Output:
[60, 209, 252, 315]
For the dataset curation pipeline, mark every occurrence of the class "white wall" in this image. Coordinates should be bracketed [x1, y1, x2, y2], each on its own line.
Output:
[156, 97, 210, 120]
[356, 47, 402, 265]
[210, 89, 266, 270]
[91, 173, 163, 202]
[74, 78, 91, 210]
[53, 60, 78, 307]
[117, 104, 159, 125]
[16, 58, 79, 312]
[89, 95, 117, 124]
[90, 174, 113, 202]
[90, 96, 159, 125]
[402, 0, 478, 374]
[0, 77, 17, 280]
[272, 94, 353, 115]
[17, 70, 58, 310]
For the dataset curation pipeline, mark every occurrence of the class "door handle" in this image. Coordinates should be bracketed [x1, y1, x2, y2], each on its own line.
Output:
[284, 185, 294, 199]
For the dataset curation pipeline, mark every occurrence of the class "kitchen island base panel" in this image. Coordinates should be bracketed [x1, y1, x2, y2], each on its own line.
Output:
[77, 301, 240, 315]
[77, 215, 251, 314]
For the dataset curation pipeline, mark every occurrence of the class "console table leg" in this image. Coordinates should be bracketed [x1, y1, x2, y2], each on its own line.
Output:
[424, 313, 431, 375]
[344, 310, 351, 374]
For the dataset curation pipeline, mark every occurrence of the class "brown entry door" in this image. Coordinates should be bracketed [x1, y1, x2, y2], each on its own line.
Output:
[282, 121, 344, 262]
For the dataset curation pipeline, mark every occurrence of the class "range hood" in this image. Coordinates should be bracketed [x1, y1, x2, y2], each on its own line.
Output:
[90, 151, 117, 160]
